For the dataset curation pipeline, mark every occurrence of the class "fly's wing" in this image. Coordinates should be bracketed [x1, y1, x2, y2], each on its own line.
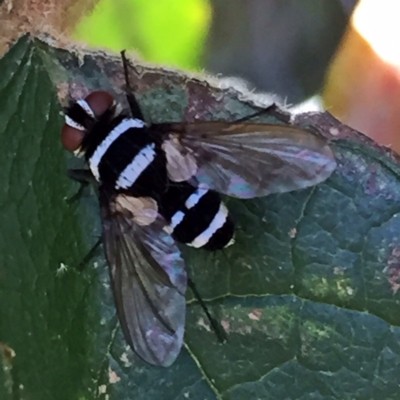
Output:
[161, 122, 336, 198]
[100, 191, 187, 367]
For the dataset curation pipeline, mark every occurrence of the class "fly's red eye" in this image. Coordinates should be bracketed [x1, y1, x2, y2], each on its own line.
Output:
[85, 91, 114, 117]
[61, 124, 85, 152]
[61, 91, 115, 152]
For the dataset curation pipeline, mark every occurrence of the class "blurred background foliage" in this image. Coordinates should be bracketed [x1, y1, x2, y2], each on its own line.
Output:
[74, 0, 356, 103]
[74, 0, 211, 70]
[74, 0, 400, 155]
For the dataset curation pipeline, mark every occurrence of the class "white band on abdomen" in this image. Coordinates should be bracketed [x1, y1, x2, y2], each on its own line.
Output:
[171, 211, 185, 229]
[185, 188, 208, 209]
[189, 203, 228, 248]
[164, 210, 185, 235]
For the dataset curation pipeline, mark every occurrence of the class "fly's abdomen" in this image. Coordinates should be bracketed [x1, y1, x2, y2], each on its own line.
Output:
[161, 182, 234, 250]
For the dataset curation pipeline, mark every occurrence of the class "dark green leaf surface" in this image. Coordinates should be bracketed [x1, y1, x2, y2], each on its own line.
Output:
[1, 35, 400, 400]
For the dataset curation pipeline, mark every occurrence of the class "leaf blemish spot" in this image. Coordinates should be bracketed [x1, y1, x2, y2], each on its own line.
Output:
[108, 367, 121, 384]
[329, 127, 340, 136]
[221, 319, 230, 333]
[333, 266, 345, 275]
[120, 352, 132, 368]
[0, 342, 16, 364]
[197, 317, 211, 332]
[288, 227, 297, 238]
[56, 263, 68, 277]
[384, 246, 400, 294]
[97, 385, 107, 395]
[248, 309, 262, 321]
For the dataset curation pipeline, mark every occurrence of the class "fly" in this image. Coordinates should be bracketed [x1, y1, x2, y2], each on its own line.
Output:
[61, 52, 336, 367]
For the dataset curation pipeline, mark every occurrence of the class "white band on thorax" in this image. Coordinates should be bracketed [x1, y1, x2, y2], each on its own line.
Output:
[115, 143, 156, 189]
[89, 118, 145, 180]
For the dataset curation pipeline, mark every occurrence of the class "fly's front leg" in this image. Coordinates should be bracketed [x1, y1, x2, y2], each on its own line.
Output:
[66, 169, 95, 204]
[67, 169, 102, 270]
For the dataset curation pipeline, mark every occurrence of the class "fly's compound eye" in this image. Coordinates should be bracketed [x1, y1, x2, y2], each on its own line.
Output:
[61, 122, 86, 153]
[61, 90, 115, 153]
[85, 90, 115, 117]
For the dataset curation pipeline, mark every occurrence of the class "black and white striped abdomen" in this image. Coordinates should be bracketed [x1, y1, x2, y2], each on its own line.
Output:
[84, 118, 168, 198]
[160, 182, 234, 250]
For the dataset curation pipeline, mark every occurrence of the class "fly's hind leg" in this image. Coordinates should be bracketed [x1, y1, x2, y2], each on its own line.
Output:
[188, 277, 227, 343]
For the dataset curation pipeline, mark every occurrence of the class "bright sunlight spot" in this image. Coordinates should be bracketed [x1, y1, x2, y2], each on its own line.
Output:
[353, 0, 400, 67]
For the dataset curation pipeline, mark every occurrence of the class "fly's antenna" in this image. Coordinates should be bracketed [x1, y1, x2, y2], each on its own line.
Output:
[121, 50, 133, 93]
[187, 277, 227, 343]
[120, 50, 145, 121]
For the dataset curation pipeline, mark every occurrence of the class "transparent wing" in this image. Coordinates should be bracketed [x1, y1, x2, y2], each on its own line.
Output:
[100, 191, 187, 367]
[161, 122, 336, 198]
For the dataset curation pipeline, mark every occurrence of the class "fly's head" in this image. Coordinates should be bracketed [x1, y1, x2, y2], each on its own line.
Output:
[61, 91, 119, 156]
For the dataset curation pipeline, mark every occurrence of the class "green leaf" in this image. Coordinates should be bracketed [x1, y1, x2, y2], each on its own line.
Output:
[1, 35, 400, 400]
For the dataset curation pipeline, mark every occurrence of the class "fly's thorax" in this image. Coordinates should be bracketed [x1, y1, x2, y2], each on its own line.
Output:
[82, 116, 168, 199]
[85, 117, 146, 181]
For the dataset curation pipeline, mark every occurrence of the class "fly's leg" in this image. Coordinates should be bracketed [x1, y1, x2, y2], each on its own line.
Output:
[234, 103, 291, 124]
[121, 49, 288, 125]
[77, 238, 102, 271]
[188, 277, 227, 343]
[66, 168, 102, 270]
[68, 168, 95, 184]
[120, 50, 145, 120]
[66, 169, 95, 204]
